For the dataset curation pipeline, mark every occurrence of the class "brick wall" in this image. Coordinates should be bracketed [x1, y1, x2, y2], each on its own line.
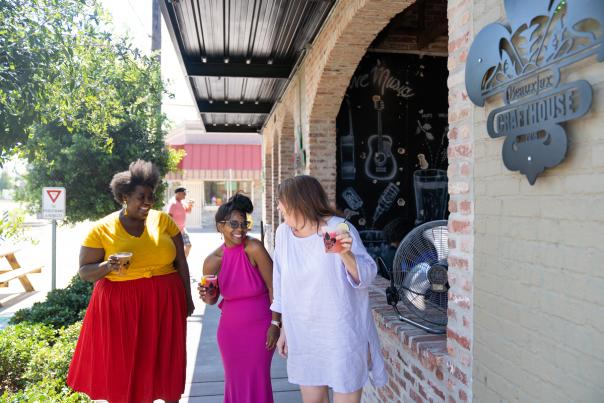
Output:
[471, 0, 604, 401]
[445, 0, 474, 401]
[364, 279, 449, 402]
[262, 130, 275, 252]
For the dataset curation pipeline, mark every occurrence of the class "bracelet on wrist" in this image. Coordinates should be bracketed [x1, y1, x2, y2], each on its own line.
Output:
[270, 320, 281, 328]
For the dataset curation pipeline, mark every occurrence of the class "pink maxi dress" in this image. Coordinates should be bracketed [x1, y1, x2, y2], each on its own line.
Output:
[217, 241, 274, 403]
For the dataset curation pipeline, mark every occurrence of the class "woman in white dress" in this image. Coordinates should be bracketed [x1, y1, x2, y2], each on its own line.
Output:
[272, 175, 387, 403]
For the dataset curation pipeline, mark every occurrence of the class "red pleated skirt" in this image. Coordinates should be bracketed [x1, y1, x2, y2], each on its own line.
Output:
[67, 272, 187, 403]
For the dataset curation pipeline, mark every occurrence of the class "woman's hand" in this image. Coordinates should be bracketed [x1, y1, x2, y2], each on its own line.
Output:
[198, 282, 219, 305]
[186, 296, 195, 316]
[104, 255, 122, 273]
[336, 231, 353, 256]
[276, 327, 288, 358]
[266, 324, 280, 350]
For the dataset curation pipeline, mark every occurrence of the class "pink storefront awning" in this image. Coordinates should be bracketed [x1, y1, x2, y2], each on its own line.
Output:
[172, 144, 262, 171]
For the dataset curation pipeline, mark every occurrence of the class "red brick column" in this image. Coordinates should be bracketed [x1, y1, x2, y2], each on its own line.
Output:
[262, 131, 275, 251]
[279, 113, 296, 183]
[271, 130, 280, 226]
[446, 0, 474, 401]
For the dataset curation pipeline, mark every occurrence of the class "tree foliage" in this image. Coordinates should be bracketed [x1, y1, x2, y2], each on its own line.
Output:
[1, 0, 182, 222]
[0, 0, 92, 160]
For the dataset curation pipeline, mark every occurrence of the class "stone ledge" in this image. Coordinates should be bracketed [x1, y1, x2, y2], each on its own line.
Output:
[369, 276, 448, 373]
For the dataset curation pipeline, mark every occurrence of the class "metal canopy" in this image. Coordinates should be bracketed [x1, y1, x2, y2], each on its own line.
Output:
[161, 0, 335, 133]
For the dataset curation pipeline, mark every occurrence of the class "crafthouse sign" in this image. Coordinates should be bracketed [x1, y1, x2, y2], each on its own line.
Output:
[465, 0, 604, 184]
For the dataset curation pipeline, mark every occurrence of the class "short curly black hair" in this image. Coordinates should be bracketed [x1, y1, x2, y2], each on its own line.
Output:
[109, 160, 160, 204]
[215, 193, 253, 230]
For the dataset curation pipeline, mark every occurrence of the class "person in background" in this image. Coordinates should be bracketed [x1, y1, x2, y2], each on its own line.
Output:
[273, 175, 387, 403]
[167, 187, 194, 257]
[67, 160, 194, 403]
[199, 193, 279, 403]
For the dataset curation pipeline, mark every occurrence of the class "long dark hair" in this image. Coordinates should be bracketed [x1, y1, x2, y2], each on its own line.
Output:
[277, 175, 340, 231]
[214, 193, 253, 230]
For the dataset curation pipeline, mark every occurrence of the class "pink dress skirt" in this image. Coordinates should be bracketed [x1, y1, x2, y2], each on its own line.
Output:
[217, 241, 274, 403]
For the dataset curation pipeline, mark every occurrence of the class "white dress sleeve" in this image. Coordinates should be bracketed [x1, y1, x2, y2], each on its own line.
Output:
[270, 224, 283, 313]
[341, 223, 377, 289]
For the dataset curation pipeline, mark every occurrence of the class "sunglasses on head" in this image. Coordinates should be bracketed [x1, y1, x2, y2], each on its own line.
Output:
[220, 220, 250, 230]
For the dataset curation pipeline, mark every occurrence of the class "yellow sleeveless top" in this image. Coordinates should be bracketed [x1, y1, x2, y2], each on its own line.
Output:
[82, 209, 181, 281]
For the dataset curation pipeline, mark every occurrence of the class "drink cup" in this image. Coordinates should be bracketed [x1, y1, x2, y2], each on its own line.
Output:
[322, 227, 343, 253]
[201, 274, 219, 297]
[115, 252, 133, 275]
[322, 222, 351, 253]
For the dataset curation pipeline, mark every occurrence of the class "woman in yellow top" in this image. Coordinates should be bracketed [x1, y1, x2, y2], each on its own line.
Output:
[67, 160, 194, 403]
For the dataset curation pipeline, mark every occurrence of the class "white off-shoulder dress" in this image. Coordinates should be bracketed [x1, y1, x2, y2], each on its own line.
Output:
[271, 217, 388, 393]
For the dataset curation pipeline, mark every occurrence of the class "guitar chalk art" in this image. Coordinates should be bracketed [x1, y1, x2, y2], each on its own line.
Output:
[364, 95, 398, 181]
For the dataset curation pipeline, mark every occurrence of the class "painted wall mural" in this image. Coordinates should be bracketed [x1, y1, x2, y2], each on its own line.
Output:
[336, 53, 449, 268]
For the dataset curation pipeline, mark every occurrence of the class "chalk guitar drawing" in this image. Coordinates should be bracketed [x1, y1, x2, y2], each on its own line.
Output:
[365, 95, 397, 181]
[340, 96, 356, 180]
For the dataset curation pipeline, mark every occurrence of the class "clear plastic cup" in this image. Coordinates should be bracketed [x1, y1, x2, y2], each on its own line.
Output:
[201, 274, 219, 297]
[115, 252, 133, 275]
[321, 226, 345, 253]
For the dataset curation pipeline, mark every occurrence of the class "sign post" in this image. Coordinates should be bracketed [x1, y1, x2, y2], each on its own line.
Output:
[42, 187, 66, 290]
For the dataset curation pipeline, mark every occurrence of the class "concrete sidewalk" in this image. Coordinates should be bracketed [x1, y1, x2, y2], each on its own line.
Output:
[183, 302, 301, 402]
[182, 230, 301, 403]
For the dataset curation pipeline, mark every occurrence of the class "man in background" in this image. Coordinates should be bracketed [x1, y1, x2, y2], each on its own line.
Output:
[167, 187, 193, 257]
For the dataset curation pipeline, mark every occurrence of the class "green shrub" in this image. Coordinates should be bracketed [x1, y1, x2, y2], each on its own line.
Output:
[0, 322, 88, 401]
[10, 275, 93, 328]
[1, 377, 90, 402]
[24, 322, 81, 385]
[0, 323, 55, 392]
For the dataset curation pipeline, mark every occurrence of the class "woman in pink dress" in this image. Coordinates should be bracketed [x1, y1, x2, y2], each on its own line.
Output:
[199, 193, 280, 403]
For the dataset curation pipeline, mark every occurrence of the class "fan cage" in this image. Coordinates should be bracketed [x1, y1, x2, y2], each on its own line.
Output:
[390, 219, 449, 328]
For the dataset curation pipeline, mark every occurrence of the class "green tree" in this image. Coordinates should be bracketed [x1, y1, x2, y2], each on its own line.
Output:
[0, 0, 96, 162]
[1, 0, 182, 222]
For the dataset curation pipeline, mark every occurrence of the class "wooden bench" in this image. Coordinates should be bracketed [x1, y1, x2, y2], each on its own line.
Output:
[0, 249, 43, 302]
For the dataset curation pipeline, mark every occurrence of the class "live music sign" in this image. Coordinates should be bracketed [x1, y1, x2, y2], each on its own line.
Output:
[42, 187, 66, 219]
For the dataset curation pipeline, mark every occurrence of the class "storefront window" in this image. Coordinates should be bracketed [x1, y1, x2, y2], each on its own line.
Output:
[205, 182, 227, 206]
[204, 181, 252, 206]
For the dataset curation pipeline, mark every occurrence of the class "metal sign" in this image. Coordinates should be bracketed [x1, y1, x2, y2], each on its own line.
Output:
[465, 0, 604, 184]
[42, 187, 66, 219]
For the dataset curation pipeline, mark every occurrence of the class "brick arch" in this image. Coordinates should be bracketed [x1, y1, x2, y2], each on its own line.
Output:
[309, 0, 415, 122]
[305, 0, 416, 200]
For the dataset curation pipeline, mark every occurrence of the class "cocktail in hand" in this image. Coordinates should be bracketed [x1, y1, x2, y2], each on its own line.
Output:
[201, 274, 219, 297]
[114, 252, 133, 275]
[322, 222, 350, 253]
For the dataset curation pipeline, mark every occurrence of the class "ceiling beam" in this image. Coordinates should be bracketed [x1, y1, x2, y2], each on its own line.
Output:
[186, 61, 292, 79]
[197, 101, 272, 114]
[204, 125, 262, 133]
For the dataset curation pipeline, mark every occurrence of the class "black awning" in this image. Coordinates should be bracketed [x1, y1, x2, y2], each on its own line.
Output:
[161, 0, 335, 133]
